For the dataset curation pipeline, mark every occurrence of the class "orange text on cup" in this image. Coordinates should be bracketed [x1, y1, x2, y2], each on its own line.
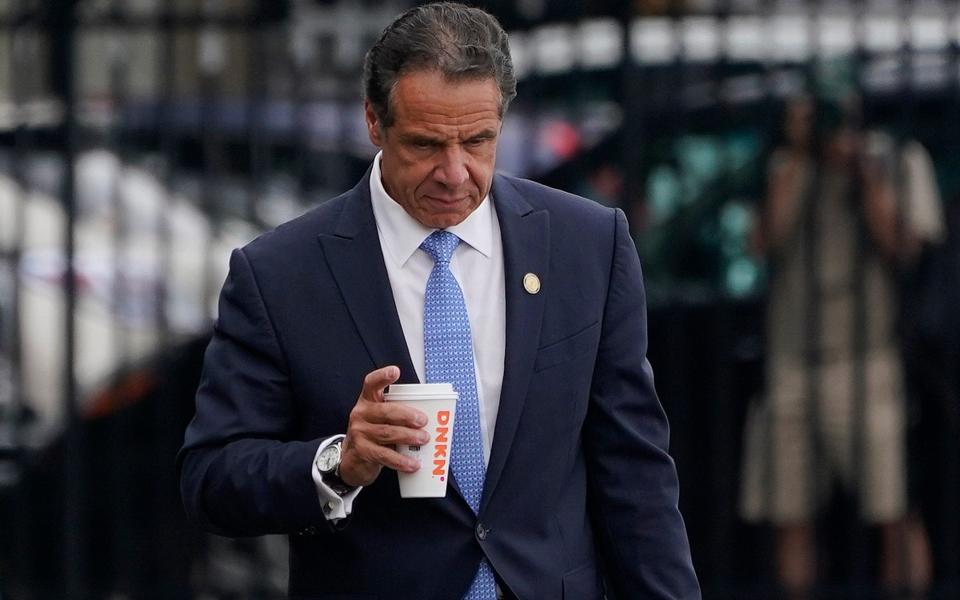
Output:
[433, 410, 450, 478]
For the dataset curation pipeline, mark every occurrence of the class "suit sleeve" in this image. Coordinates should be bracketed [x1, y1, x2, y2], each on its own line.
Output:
[584, 209, 701, 598]
[177, 247, 324, 537]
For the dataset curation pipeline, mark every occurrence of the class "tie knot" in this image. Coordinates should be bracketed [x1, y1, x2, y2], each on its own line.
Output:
[420, 230, 460, 264]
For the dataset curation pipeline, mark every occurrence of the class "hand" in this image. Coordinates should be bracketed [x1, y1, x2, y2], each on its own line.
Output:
[338, 366, 429, 488]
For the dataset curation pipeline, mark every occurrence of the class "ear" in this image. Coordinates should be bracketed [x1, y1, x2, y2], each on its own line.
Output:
[364, 100, 384, 147]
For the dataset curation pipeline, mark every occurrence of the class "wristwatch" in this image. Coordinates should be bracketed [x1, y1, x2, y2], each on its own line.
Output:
[316, 440, 354, 496]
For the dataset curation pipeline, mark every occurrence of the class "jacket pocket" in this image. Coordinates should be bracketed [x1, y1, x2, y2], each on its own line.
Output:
[533, 321, 600, 373]
[562, 563, 602, 599]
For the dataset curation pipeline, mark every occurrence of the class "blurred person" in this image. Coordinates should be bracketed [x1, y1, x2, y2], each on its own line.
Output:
[893, 136, 957, 587]
[740, 95, 931, 598]
[178, 3, 699, 599]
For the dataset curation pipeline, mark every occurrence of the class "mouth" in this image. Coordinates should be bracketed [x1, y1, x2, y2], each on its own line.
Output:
[423, 195, 469, 207]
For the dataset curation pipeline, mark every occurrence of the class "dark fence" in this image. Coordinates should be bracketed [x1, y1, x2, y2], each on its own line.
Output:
[0, 0, 958, 598]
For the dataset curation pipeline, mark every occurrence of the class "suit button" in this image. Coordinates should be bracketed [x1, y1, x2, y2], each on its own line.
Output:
[476, 523, 488, 541]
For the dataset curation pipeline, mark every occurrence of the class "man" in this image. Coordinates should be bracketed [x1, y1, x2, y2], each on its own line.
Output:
[179, 3, 699, 598]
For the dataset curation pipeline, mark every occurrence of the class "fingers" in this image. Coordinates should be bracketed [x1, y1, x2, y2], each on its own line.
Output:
[353, 366, 427, 434]
[339, 423, 423, 487]
[339, 365, 428, 487]
[347, 435, 422, 474]
[356, 366, 426, 427]
[360, 365, 401, 402]
[350, 420, 430, 448]
[358, 401, 427, 429]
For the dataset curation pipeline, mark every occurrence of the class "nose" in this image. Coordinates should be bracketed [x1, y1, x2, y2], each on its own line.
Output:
[434, 145, 469, 188]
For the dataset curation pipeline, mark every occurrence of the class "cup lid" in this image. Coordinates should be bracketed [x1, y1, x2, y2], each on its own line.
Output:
[384, 383, 457, 399]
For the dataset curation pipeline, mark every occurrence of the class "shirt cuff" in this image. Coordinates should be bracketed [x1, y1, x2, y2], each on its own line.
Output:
[311, 434, 363, 521]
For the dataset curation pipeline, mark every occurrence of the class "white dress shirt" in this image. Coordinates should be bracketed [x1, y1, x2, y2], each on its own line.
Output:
[313, 152, 506, 519]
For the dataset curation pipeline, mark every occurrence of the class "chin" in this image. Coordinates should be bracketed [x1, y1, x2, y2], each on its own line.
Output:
[417, 205, 475, 229]
[423, 214, 467, 229]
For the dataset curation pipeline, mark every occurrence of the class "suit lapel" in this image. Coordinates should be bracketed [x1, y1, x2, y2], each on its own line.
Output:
[481, 175, 549, 511]
[317, 172, 418, 384]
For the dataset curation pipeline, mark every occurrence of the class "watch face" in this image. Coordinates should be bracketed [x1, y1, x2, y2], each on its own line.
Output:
[317, 444, 341, 473]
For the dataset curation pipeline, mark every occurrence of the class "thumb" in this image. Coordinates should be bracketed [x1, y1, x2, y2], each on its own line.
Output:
[361, 365, 401, 401]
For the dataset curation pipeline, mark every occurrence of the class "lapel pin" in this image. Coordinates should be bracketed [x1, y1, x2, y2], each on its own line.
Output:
[523, 273, 541, 295]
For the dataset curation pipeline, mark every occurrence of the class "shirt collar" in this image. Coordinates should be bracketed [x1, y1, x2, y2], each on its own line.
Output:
[369, 151, 494, 267]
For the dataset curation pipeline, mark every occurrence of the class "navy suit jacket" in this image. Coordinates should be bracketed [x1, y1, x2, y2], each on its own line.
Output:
[179, 171, 700, 599]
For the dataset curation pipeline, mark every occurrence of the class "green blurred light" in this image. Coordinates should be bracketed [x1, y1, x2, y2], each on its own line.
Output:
[726, 256, 760, 298]
[647, 165, 682, 224]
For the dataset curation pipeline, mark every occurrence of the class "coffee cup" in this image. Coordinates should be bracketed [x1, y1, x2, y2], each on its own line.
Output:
[384, 383, 457, 498]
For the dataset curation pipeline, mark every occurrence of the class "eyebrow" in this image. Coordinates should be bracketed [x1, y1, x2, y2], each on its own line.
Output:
[464, 129, 497, 142]
[400, 133, 444, 146]
[399, 129, 498, 146]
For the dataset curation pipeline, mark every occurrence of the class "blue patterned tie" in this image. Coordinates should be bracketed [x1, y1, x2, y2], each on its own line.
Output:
[420, 230, 497, 600]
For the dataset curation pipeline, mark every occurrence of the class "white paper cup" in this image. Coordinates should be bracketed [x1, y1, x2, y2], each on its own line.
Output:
[384, 383, 457, 498]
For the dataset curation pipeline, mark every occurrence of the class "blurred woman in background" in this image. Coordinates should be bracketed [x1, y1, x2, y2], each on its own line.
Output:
[741, 94, 931, 598]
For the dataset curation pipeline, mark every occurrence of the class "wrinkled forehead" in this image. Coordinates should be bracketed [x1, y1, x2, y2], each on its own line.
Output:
[386, 69, 503, 113]
[386, 72, 503, 130]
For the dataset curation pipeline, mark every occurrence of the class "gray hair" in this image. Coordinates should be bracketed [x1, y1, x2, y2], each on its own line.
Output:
[363, 2, 517, 128]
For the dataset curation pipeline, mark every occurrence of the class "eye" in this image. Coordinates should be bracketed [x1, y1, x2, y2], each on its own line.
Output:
[406, 138, 437, 151]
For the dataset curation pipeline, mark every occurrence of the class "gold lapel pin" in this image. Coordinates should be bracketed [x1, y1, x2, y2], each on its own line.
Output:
[523, 273, 541, 295]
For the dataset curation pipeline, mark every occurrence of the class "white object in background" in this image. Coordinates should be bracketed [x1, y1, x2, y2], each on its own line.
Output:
[770, 15, 812, 62]
[910, 11, 949, 52]
[817, 14, 855, 58]
[0, 150, 262, 447]
[632, 18, 676, 65]
[578, 18, 622, 69]
[726, 17, 765, 62]
[864, 15, 903, 53]
[682, 17, 719, 63]
[534, 24, 575, 75]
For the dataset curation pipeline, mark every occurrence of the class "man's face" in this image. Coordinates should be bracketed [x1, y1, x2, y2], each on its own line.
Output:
[365, 70, 502, 229]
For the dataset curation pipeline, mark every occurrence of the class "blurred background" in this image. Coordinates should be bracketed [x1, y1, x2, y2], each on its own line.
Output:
[0, 0, 959, 598]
